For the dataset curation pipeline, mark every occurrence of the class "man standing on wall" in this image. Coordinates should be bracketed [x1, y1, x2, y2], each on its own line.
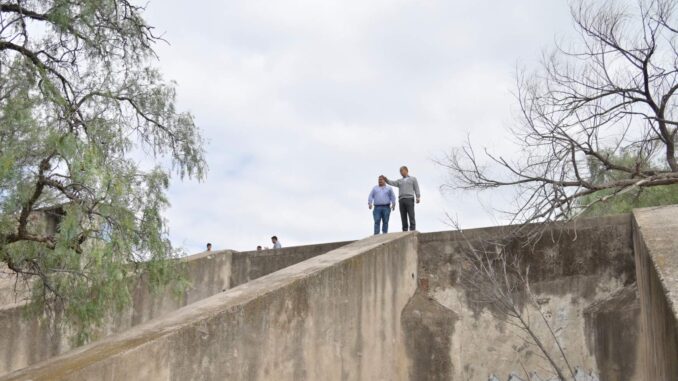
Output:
[271, 236, 282, 249]
[383, 166, 421, 231]
[368, 175, 396, 235]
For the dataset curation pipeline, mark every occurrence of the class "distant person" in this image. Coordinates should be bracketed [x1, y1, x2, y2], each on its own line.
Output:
[368, 175, 396, 235]
[206, 243, 212, 251]
[257, 245, 263, 251]
[271, 236, 282, 249]
[383, 166, 420, 231]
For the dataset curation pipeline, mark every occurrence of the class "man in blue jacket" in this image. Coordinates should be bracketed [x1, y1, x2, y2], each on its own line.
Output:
[383, 166, 421, 231]
[368, 176, 396, 235]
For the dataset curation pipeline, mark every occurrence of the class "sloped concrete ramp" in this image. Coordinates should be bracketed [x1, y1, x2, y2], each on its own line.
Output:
[0, 232, 417, 381]
[0, 241, 351, 376]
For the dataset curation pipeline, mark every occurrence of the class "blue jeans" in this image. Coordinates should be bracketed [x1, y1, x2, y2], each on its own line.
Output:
[373, 205, 391, 235]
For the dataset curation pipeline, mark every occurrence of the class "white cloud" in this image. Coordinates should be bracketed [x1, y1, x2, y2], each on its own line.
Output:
[145, 0, 574, 252]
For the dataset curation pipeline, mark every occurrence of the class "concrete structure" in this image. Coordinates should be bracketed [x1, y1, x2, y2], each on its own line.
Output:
[2, 207, 678, 380]
[633, 206, 678, 380]
[0, 233, 417, 381]
[409, 215, 640, 380]
[0, 241, 350, 375]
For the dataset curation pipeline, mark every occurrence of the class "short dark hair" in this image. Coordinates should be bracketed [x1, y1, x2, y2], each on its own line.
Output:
[271, 236, 278, 240]
[206, 242, 212, 246]
[400, 166, 408, 171]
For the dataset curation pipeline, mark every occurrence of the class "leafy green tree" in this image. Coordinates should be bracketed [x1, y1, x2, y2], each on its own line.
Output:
[0, 1, 206, 341]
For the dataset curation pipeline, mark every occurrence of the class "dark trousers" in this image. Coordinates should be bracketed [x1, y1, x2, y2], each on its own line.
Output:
[399, 197, 416, 231]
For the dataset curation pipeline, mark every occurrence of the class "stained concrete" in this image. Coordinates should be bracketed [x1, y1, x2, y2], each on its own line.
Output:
[401, 291, 458, 380]
[0, 241, 350, 376]
[5, 208, 678, 380]
[633, 205, 678, 380]
[0, 273, 28, 307]
[584, 284, 641, 381]
[408, 214, 640, 380]
[0, 233, 417, 381]
[229, 241, 352, 287]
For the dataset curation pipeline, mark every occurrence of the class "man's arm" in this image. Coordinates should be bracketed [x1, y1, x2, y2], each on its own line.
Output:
[414, 177, 421, 203]
[368, 188, 375, 209]
[384, 177, 399, 187]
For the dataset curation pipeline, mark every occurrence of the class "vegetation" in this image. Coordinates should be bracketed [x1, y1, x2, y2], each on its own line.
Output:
[445, 1, 678, 379]
[578, 150, 678, 216]
[443, 0, 678, 223]
[0, 1, 206, 342]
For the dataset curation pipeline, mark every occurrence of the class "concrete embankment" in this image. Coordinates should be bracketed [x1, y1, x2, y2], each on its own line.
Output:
[0, 241, 350, 376]
[0, 233, 417, 381]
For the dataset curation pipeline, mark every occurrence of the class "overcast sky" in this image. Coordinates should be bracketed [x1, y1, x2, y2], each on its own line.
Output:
[143, 0, 575, 253]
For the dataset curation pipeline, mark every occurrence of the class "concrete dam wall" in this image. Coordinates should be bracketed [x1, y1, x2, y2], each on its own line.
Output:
[2, 206, 678, 380]
[1, 233, 418, 381]
[0, 241, 351, 375]
[411, 214, 640, 380]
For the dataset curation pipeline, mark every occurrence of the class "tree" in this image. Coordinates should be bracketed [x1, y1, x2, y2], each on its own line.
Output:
[451, 218, 601, 380]
[0, 1, 206, 341]
[577, 150, 678, 216]
[442, 0, 678, 223]
[461, 241, 572, 380]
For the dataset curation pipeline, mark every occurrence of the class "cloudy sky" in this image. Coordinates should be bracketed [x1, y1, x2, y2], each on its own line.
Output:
[143, 0, 575, 253]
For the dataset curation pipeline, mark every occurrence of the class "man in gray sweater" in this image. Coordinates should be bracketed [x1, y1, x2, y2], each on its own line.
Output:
[383, 166, 420, 231]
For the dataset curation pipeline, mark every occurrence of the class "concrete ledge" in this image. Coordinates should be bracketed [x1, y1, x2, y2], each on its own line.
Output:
[419, 213, 632, 243]
[419, 213, 635, 291]
[229, 241, 353, 286]
[0, 232, 417, 381]
[633, 205, 678, 380]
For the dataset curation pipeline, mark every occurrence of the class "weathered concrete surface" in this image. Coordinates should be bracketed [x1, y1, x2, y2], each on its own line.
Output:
[0, 250, 236, 376]
[0, 241, 350, 376]
[633, 205, 678, 381]
[407, 214, 639, 380]
[401, 291, 458, 380]
[0, 264, 34, 308]
[0, 233, 417, 381]
[584, 284, 642, 381]
[7, 208, 676, 380]
[229, 241, 352, 287]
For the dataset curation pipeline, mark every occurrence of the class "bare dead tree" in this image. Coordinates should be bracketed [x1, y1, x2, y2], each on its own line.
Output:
[442, 0, 678, 223]
[448, 216, 599, 381]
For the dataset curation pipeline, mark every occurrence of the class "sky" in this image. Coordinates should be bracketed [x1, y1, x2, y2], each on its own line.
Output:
[143, 0, 575, 253]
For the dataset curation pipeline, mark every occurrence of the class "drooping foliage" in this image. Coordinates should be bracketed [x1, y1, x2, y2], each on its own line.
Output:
[0, 1, 206, 342]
